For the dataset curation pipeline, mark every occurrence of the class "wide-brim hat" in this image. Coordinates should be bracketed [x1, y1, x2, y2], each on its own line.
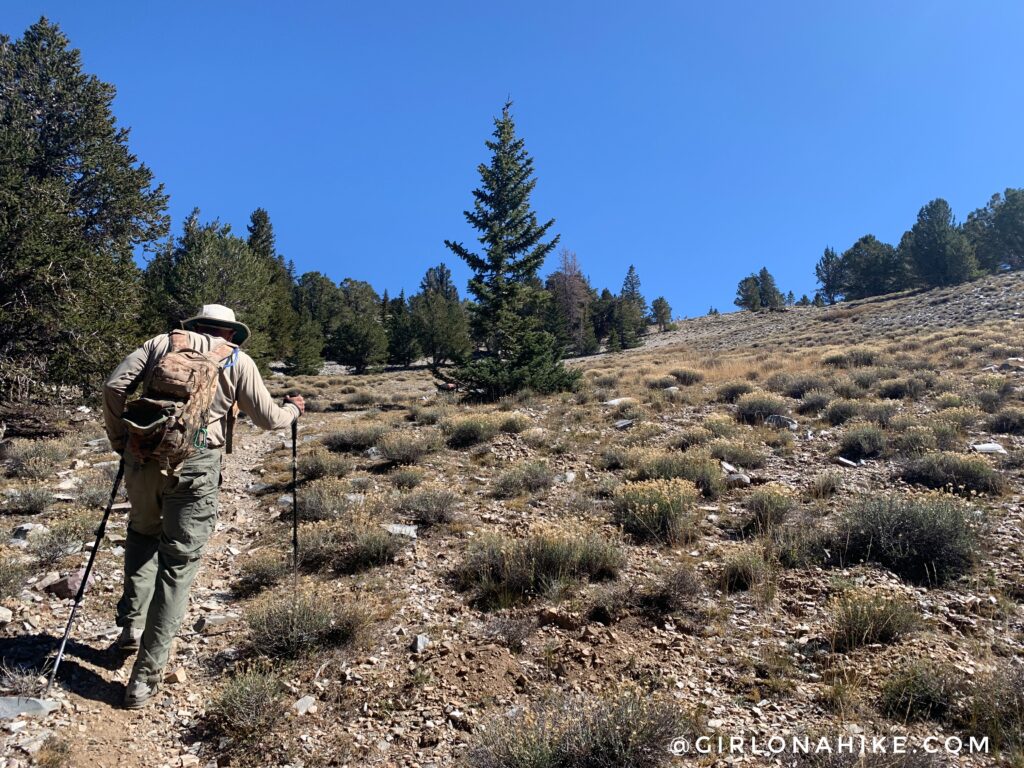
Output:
[181, 304, 251, 345]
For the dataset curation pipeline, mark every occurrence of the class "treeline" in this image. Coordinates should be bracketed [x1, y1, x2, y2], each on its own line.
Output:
[811, 193, 1023, 305]
[0, 19, 671, 402]
[729, 191, 1024, 314]
[138, 206, 672, 377]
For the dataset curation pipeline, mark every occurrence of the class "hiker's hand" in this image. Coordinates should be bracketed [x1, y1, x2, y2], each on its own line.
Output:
[285, 395, 305, 415]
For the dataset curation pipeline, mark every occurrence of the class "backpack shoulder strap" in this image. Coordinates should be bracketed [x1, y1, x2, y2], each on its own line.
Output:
[168, 329, 191, 352]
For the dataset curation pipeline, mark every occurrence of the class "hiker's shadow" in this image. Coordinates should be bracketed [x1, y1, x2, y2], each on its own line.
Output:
[0, 633, 128, 705]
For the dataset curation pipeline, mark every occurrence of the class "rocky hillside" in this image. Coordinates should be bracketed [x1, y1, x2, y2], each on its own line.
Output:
[1, 273, 1022, 768]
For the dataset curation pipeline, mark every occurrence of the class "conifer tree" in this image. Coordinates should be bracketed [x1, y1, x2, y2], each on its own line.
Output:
[651, 297, 672, 331]
[287, 310, 324, 375]
[443, 102, 576, 397]
[814, 247, 844, 304]
[410, 264, 472, 369]
[757, 267, 785, 309]
[902, 199, 978, 287]
[545, 250, 597, 356]
[734, 275, 762, 311]
[144, 210, 275, 368]
[0, 18, 168, 399]
[964, 189, 1024, 273]
[840, 235, 905, 299]
[327, 279, 387, 373]
[386, 291, 421, 367]
[247, 208, 297, 360]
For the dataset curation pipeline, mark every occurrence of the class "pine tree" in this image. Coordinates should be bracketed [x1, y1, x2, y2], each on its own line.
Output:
[964, 189, 1024, 273]
[286, 310, 324, 375]
[0, 18, 169, 400]
[410, 264, 472, 369]
[796, 294, 811, 306]
[734, 275, 762, 311]
[812, 293, 826, 307]
[708, 307, 719, 316]
[545, 250, 597, 356]
[386, 291, 421, 367]
[443, 102, 575, 397]
[293, 272, 345, 341]
[785, 291, 795, 307]
[814, 247, 844, 304]
[757, 267, 785, 309]
[840, 234, 905, 299]
[902, 199, 978, 288]
[619, 265, 648, 337]
[651, 297, 672, 331]
[591, 289, 617, 342]
[144, 210, 275, 368]
[247, 208, 297, 360]
[327, 279, 387, 374]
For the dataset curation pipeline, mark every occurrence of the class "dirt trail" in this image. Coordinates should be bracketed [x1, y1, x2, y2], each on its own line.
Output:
[43, 424, 286, 768]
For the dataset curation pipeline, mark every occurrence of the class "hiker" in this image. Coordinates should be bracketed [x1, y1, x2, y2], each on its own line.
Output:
[102, 304, 304, 708]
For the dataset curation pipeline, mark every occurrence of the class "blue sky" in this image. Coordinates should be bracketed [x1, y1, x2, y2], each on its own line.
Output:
[5, 2, 1022, 316]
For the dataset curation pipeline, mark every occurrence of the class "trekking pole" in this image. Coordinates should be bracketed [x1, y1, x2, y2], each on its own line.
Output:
[291, 418, 299, 577]
[45, 458, 125, 695]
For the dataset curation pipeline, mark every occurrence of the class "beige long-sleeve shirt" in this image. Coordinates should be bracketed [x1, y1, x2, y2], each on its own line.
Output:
[103, 331, 299, 453]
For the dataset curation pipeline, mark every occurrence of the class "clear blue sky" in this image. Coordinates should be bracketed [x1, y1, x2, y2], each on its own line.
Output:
[6, 2, 1022, 316]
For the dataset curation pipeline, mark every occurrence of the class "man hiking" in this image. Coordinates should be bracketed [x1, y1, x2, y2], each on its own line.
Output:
[102, 304, 304, 708]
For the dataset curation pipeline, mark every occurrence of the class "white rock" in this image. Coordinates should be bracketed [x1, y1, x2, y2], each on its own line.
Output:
[970, 442, 1007, 455]
[293, 695, 318, 716]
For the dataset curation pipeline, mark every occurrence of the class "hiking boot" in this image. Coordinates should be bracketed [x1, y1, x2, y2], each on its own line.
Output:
[116, 626, 142, 652]
[123, 678, 160, 709]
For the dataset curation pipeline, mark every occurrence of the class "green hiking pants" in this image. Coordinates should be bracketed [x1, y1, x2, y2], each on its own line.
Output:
[117, 446, 222, 684]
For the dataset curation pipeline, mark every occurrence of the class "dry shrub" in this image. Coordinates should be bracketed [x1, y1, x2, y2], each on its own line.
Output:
[377, 430, 439, 464]
[454, 530, 624, 610]
[734, 392, 789, 425]
[246, 590, 366, 658]
[323, 424, 385, 453]
[901, 452, 1006, 496]
[829, 592, 918, 652]
[613, 479, 700, 544]
[2, 438, 74, 479]
[468, 688, 691, 768]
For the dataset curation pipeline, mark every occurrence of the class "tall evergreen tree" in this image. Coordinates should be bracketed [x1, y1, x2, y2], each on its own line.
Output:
[902, 199, 978, 288]
[443, 102, 575, 397]
[618, 265, 648, 337]
[0, 18, 169, 400]
[444, 102, 560, 348]
[247, 208, 297, 360]
[591, 288, 617, 342]
[840, 235, 905, 299]
[735, 275, 762, 311]
[286, 310, 324, 376]
[757, 267, 785, 309]
[814, 247, 844, 304]
[410, 263, 472, 370]
[386, 291, 421, 367]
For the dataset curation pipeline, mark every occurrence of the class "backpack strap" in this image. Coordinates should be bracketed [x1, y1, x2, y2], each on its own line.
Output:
[225, 402, 239, 454]
[168, 329, 190, 352]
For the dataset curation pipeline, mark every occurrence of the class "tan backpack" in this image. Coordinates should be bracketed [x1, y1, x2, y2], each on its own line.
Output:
[121, 330, 237, 470]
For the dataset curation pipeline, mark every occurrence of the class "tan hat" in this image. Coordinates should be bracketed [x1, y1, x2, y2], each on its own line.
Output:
[181, 304, 251, 345]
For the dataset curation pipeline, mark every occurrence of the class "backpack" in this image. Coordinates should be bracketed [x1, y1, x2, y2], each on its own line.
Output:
[121, 330, 237, 470]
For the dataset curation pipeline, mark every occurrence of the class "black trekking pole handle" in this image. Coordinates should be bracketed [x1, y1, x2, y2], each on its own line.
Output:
[291, 419, 299, 571]
[46, 458, 125, 695]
